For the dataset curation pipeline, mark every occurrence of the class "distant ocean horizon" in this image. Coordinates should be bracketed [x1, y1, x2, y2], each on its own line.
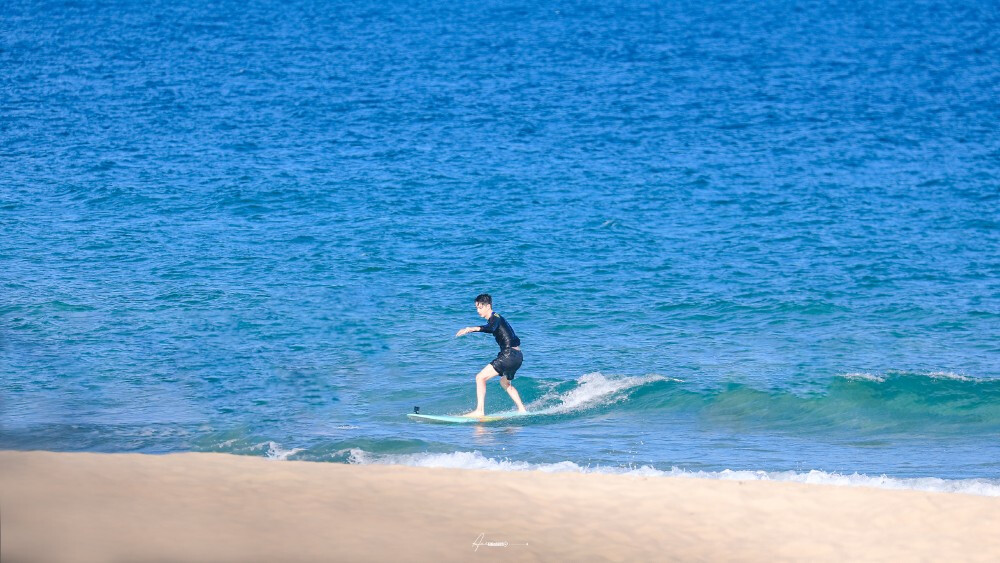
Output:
[3, 0, 998, 495]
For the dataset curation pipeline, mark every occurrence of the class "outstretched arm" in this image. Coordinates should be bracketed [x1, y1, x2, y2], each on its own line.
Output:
[456, 315, 497, 337]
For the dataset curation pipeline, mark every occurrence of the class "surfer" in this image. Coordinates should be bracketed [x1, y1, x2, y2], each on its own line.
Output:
[454, 293, 528, 416]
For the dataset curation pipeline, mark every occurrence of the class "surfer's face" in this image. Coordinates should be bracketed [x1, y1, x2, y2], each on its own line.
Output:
[475, 302, 491, 319]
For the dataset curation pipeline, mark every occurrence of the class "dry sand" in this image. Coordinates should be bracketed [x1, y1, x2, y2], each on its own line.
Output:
[1, 450, 998, 562]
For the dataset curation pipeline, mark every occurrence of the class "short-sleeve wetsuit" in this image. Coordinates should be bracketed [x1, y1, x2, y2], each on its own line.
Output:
[477, 312, 523, 380]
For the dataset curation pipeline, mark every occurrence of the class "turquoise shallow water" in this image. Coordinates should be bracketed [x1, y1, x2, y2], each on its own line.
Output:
[2, 0, 999, 494]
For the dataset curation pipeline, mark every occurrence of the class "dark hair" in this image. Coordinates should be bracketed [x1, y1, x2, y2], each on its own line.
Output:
[475, 293, 492, 306]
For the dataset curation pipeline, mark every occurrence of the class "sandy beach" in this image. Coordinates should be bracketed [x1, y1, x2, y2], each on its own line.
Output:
[0, 450, 997, 562]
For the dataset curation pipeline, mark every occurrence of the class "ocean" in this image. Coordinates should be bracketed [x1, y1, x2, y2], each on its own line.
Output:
[2, 0, 999, 495]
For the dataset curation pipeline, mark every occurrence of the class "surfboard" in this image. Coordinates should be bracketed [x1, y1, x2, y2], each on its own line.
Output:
[407, 411, 527, 424]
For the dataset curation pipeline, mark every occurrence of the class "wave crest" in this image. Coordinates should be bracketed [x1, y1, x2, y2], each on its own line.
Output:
[529, 372, 680, 415]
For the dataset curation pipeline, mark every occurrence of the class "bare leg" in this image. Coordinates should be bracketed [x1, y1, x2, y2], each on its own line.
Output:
[461, 364, 498, 417]
[499, 377, 528, 413]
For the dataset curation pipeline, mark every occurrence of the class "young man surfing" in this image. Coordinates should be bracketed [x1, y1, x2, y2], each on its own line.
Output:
[454, 293, 528, 416]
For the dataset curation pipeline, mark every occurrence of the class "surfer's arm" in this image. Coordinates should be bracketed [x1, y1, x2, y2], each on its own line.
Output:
[455, 316, 497, 337]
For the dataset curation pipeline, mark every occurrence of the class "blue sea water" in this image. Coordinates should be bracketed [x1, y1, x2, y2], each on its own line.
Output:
[2, 0, 999, 495]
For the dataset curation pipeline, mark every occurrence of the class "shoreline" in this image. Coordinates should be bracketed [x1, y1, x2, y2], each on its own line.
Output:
[2, 450, 999, 562]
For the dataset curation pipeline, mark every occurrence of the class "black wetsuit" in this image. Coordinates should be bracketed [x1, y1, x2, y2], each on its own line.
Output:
[478, 312, 523, 380]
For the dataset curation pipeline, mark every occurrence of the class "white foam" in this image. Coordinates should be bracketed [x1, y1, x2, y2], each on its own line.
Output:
[261, 441, 303, 460]
[342, 449, 1000, 497]
[926, 371, 973, 381]
[530, 372, 679, 415]
[838, 372, 886, 382]
[838, 371, 980, 383]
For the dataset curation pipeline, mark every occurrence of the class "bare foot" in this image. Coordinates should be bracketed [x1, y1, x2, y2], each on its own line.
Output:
[517, 408, 528, 414]
[461, 410, 485, 417]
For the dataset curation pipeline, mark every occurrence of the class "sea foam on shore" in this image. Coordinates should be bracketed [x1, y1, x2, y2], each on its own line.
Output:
[342, 448, 1000, 497]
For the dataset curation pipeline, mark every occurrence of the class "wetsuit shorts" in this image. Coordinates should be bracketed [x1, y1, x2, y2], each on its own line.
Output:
[490, 348, 523, 380]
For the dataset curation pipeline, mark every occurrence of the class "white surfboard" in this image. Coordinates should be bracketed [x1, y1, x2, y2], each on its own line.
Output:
[407, 411, 527, 424]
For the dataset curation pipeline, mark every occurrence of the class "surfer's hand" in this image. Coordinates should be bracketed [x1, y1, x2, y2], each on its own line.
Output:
[455, 327, 472, 337]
